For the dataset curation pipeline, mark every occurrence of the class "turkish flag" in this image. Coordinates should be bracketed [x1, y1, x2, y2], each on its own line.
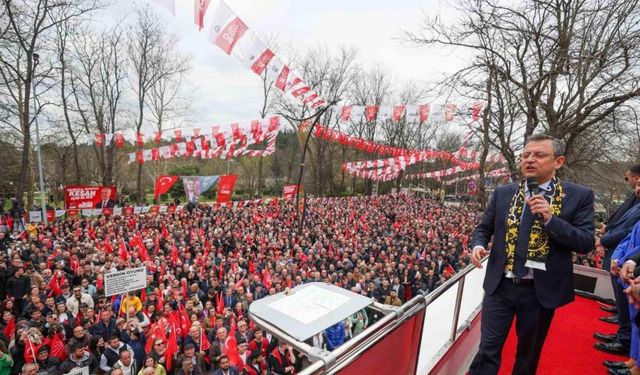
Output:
[95, 134, 104, 147]
[119, 239, 129, 260]
[115, 133, 125, 148]
[419, 104, 430, 123]
[104, 239, 114, 254]
[3, 318, 15, 340]
[154, 175, 179, 200]
[365, 106, 379, 122]
[50, 332, 67, 361]
[392, 105, 405, 122]
[340, 106, 353, 122]
[165, 324, 178, 371]
[471, 101, 483, 121]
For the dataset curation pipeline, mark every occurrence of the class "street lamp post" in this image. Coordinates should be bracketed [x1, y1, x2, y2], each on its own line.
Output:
[32, 52, 47, 225]
[291, 105, 334, 234]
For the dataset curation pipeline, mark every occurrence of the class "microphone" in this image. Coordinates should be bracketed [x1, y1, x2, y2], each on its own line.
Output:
[526, 178, 544, 222]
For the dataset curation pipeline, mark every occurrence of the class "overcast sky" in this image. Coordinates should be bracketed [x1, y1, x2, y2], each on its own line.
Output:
[108, 0, 468, 130]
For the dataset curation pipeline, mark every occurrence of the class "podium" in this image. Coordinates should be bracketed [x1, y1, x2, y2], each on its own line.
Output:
[248, 282, 396, 370]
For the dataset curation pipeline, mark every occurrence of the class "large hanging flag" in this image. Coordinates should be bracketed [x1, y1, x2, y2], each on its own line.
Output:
[183, 176, 221, 203]
[154, 175, 180, 200]
[216, 175, 238, 203]
[183, 176, 202, 203]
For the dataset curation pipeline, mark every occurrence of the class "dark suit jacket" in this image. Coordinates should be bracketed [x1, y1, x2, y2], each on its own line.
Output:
[96, 199, 115, 208]
[601, 203, 640, 250]
[212, 367, 240, 375]
[471, 181, 595, 309]
[606, 193, 639, 226]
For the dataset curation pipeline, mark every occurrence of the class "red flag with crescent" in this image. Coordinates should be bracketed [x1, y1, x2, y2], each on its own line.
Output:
[154, 175, 179, 200]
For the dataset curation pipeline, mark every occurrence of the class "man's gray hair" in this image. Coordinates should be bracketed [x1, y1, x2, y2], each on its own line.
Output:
[21, 363, 38, 374]
[526, 134, 566, 157]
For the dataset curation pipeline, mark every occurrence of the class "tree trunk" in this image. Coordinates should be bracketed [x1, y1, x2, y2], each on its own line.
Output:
[257, 157, 263, 196]
[17, 131, 31, 204]
[137, 162, 144, 201]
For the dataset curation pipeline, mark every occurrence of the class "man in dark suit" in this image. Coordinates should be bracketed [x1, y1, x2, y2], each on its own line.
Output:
[212, 355, 240, 375]
[593, 165, 640, 358]
[469, 134, 595, 375]
[95, 187, 115, 208]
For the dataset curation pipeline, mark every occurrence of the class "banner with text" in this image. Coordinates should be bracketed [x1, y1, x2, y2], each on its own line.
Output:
[104, 267, 147, 297]
[282, 184, 299, 199]
[64, 185, 117, 209]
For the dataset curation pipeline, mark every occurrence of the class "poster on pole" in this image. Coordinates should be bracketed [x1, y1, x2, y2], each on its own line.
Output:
[104, 267, 147, 297]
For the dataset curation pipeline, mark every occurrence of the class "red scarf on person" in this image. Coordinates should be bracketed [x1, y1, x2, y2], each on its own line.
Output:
[270, 348, 295, 375]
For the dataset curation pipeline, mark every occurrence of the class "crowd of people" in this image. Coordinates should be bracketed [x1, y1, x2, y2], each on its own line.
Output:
[0, 193, 478, 375]
[591, 164, 640, 375]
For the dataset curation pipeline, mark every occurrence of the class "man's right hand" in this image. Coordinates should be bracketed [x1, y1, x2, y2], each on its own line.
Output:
[620, 261, 636, 284]
[471, 246, 489, 268]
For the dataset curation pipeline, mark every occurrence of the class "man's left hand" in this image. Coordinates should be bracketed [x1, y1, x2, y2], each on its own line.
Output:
[528, 195, 552, 223]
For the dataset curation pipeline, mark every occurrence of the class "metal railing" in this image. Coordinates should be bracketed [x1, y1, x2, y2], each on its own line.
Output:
[284, 257, 489, 375]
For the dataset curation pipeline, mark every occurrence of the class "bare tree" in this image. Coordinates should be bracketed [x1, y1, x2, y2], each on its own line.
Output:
[408, 0, 640, 164]
[72, 25, 127, 186]
[0, 0, 101, 204]
[277, 46, 358, 196]
[348, 66, 391, 194]
[128, 5, 187, 199]
[54, 16, 83, 183]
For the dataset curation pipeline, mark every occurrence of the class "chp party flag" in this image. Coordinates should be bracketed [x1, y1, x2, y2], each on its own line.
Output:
[154, 176, 179, 200]
[216, 174, 238, 203]
[208, 1, 248, 55]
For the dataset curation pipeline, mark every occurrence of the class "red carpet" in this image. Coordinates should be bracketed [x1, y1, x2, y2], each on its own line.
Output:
[498, 296, 628, 374]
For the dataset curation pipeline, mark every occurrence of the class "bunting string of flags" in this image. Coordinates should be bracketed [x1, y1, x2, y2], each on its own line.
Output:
[438, 167, 510, 185]
[125, 116, 279, 164]
[152, 0, 327, 109]
[327, 102, 483, 124]
[96, 116, 279, 148]
[343, 152, 504, 182]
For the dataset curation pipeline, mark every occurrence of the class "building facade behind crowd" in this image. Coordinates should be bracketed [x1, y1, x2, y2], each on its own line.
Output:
[0, 194, 477, 374]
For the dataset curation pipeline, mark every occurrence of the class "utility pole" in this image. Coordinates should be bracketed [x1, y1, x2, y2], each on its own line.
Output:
[280, 102, 335, 234]
[32, 52, 48, 225]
